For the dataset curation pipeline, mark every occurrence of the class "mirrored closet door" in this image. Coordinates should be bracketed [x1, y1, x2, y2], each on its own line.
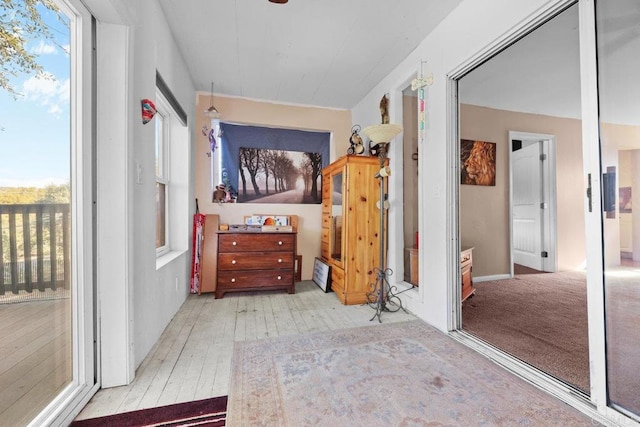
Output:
[596, 0, 640, 418]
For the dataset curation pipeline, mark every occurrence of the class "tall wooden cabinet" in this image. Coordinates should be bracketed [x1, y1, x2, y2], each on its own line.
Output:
[321, 155, 385, 305]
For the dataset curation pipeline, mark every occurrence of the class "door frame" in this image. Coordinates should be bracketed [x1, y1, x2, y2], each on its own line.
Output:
[447, 0, 635, 425]
[29, 0, 99, 425]
[508, 131, 558, 275]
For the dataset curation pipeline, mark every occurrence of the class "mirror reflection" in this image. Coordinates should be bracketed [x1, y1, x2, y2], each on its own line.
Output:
[403, 85, 419, 286]
[596, 0, 640, 417]
[458, 3, 591, 394]
[331, 172, 343, 261]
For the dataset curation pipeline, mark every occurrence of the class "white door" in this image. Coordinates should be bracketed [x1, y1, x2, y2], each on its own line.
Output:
[512, 142, 544, 270]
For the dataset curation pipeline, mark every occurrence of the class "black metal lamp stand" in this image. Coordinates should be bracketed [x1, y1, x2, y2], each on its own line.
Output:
[360, 128, 404, 323]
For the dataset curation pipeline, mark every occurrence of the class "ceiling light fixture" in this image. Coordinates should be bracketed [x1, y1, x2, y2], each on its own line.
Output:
[204, 81, 221, 119]
[269, 0, 288, 4]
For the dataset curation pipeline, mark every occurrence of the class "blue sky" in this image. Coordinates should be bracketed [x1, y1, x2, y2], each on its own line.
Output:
[0, 4, 70, 187]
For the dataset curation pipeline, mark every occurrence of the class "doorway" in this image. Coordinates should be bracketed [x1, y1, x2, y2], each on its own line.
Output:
[509, 132, 557, 274]
[402, 85, 419, 286]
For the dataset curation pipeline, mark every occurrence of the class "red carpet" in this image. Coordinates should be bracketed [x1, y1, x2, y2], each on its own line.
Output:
[70, 396, 227, 427]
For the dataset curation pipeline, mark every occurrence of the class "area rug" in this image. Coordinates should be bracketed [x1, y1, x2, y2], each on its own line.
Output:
[70, 395, 227, 427]
[228, 320, 595, 426]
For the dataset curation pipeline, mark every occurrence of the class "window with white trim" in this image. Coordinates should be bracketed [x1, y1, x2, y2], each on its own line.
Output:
[155, 92, 171, 256]
[154, 80, 189, 261]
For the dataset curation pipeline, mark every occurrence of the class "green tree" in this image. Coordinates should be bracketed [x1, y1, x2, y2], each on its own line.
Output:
[36, 182, 69, 203]
[0, 0, 60, 98]
[0, 186, 39, 204]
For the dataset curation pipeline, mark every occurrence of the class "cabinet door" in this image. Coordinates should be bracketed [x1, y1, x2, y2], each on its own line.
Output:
[321, 171, 332, 261]
[330, 169, 344, 266]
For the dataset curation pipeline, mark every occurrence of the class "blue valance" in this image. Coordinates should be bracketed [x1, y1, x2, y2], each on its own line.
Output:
[219, 123, 330, 196]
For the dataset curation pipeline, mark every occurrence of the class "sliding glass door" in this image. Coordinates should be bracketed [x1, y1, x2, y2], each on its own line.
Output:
[595, 0, 640, 420]
[458, 2, 591, 394]
[453, 0, 640, 424]
[0, 0, 96, 425]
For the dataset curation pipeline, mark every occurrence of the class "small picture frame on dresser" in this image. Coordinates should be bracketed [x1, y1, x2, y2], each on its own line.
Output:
[312, 257, 332, 292]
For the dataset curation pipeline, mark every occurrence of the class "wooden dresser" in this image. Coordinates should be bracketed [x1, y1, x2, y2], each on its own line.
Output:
[461, 246, 475, 301]
[215, 231, 296, 299]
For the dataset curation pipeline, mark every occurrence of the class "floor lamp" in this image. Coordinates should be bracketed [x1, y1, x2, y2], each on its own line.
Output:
[362, 123, 404, 322]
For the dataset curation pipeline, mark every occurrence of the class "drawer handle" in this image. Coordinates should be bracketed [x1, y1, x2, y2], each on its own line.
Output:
[278, 241, 283, 245]
[232, 241, 237, 246]
[232, 260, 237, 264]
[231, 278, 236, 283]
[277, 276, 282, 280]
[278, 258, 282, 263]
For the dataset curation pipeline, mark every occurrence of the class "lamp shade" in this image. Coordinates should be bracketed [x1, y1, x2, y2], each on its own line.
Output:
[362, 124, 403, 144]
[204, 106, 221, 119]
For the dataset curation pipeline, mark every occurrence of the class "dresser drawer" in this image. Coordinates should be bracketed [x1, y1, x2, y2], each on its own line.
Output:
[218, 252, 293, 270]
[218, 270, 294, 289]
[219, 233, 294, 252]
[461, 252, 472, 268]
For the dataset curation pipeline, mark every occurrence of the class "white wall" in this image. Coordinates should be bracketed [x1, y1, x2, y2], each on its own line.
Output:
[85, 0, 196, 384]
[131, 0, 196, 368]
[193, 94, 351, 283]
[352, 0, 561, 332]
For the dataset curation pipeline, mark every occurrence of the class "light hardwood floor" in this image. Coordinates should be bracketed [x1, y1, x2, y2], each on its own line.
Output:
[75, 281, 417, 420]
[0, 296, 72, 427]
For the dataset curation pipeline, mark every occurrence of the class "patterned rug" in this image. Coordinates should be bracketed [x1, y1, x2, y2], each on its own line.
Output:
[70, 396, 227, 426]
[228, 320, 595, 426]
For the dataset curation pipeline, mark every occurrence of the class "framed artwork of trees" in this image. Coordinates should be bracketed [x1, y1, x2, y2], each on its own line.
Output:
[237, 147, 322, 204]
[217, 123, 330, 204]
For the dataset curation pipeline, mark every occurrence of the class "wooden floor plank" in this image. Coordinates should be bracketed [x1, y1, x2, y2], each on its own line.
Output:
[75, 281, 417, 420]
[111, 295, 206, 414]
[0, 351, 71, 426]
[192, 296, 232, 400]
[134, 296, 207, 410]
[269, 290, 300, 337]
[260, 293, 279, 339]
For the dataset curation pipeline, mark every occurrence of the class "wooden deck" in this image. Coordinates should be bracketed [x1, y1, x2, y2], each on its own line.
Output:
[75, 280, 416, 420]
[0, 295, 72, 427]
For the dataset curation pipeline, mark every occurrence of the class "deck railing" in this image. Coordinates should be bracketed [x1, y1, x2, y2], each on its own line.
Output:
[0, 204, 70, 295]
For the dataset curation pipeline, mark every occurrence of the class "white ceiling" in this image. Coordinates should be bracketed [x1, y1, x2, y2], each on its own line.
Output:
[459, 1, 640, 127]
[459, 5, 581, 120]
[156, 0, 640, 127]
[157, 0, 462, 109]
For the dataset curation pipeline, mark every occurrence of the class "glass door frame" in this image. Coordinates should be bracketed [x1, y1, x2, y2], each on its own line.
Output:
[29, 0, 98, 425]
[446, 0, 636, 425]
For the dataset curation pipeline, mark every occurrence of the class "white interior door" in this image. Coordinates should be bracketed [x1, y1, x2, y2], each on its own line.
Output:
[512, 142, 544, 270]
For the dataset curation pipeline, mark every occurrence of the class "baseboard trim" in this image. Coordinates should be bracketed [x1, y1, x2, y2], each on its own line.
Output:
[473, 274, 511, 283]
